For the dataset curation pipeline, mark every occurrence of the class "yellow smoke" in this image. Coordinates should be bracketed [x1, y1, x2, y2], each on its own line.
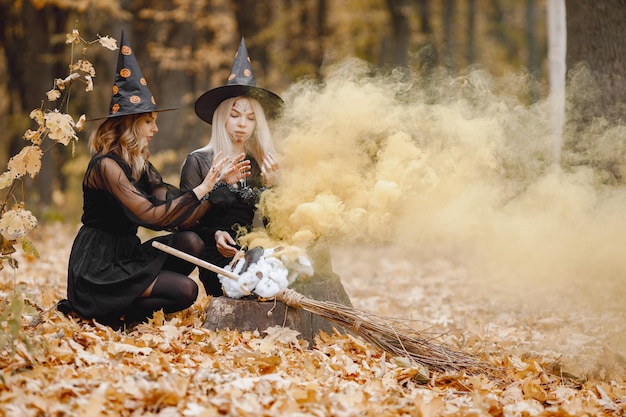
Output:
[244, 61, 626, 308]
[239, 61, 626, 373]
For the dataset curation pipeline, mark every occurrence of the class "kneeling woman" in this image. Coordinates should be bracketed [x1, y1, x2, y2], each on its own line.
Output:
[58, 32, 250, 327]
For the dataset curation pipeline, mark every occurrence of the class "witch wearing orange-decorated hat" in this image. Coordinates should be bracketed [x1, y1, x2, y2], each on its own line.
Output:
[57, 31, 252, 328]
[180, 37, 284, 296]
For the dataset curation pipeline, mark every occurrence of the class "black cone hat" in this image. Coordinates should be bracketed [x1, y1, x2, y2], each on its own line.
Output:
[194, 37, 284, 125]
[107, 30, 175, 118]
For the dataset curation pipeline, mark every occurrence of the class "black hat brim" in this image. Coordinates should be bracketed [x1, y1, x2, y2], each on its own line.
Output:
[86, 107, 179, 122]
[195, 85, 284, 125]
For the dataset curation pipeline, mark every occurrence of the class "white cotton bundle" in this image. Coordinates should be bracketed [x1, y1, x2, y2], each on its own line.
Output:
[217, 247, 313, 299]
[251, 256, 289, 298]
[218, 257, 260, 299]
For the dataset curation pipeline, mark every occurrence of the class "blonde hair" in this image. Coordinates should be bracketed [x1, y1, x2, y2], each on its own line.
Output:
[89, 113, 152, 179]
[205, 96, 276, 163]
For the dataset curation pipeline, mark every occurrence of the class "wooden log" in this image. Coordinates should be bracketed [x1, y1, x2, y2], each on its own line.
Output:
[202, 242, 353, 345]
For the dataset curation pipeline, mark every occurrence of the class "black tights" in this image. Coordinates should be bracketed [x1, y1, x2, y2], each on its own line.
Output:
[161, 231, 204, 275]
[125, 231, 202, 322]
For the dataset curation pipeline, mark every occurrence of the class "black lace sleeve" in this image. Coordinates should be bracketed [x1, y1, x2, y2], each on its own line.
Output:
[84, 154, 208, 230]
[180, 150, 213, 191]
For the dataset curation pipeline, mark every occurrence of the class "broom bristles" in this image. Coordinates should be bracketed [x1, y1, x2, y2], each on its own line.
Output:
[275, 288, 496, 375]
[151, 242, 498, 376]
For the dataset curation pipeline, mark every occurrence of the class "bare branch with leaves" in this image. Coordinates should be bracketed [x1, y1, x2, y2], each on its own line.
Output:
[0, 27, 118, 272]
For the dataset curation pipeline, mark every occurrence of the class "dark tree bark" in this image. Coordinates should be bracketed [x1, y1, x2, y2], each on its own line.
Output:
[466, 0, 476, 64]
[488, 0, 519, 63]
[0, 2, 69, 208]
[313, 0, 328, 78]
[526, 0, 540, 103]
[565, 0, 626, 123]
[385, 0, 411, 67]
[411, 0, 438, 71]
[442, 0, 455, 72]
[414, 0, 432, 34]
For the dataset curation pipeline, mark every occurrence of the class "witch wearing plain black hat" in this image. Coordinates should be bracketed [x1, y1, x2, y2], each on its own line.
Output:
[180, 37, 283, 297]
[194, 37, 284, 124]
[57, 30, 250, 328]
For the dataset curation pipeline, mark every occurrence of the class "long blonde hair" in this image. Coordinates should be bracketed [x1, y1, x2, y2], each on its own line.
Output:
[205, 96, 276, 164]
[89, 113, 151, 179]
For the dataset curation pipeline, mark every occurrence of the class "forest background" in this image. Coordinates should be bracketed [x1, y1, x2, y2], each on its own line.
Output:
[2, 0, 625, 223]
[2, 1, 626, 414]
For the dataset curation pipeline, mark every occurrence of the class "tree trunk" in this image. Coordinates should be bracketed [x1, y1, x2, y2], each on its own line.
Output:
[385, 0, 411, 67]
[0, 2, 69, 208]
[203, 243, 353, 345]
[488, 0, 518, 63]
[565, 0, 626, 123]
[526, 0, 541, 103]
[414, 0, 432, 34]
[442, 0, 455, 72]
[203, 276, 353, 345]
[313, 0, 328, 79]
[412, 0, 438, 71]
[466, 0, 476, 65]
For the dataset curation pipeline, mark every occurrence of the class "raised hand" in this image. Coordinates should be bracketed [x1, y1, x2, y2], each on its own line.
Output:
[219, 152, 251, 185]
[260, 152, 279, 187]
[202, 151, 230, 187]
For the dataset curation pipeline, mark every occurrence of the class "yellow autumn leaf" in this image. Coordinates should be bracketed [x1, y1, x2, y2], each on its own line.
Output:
[108, 342, 153, 356]
[23, 127, 44, 145]
[78, 385, 108, 416]
[20, 236, 39, 258]
[66, 28, 80, 44]
[84, 75, 93, 92]
[0, 228, 16, 255]
[0, 207, 38, 240]
[45, 110, 77, 145]
[81, 60, 96, 76]
[0, 170, 18, 189]
[46, 88, 61, 101]
[55, 72, 80, 90]
[7, 145, 43, 178]
[54, 78, 66, 91]
[75, 114, 86, 132]
[29, 108, 44, 126]
[70, 59, 95, 77]
[67, 339, 106, 365]
[258, 326, 302, 353]
[151, 309, 166, 326]
[98, 34, 118, 51]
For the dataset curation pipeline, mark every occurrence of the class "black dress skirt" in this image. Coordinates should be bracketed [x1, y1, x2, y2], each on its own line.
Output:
[63, 153, 205, 324]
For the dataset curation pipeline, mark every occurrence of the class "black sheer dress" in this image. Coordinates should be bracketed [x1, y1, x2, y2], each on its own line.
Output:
[180, 149, 266, 296]
[64, 153, 207, 324]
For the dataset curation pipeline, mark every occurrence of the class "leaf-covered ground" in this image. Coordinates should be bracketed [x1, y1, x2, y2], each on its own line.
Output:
[1, 222, 625, 416]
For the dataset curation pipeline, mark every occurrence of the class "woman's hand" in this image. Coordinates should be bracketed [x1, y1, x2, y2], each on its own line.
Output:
[214, 230, 239, 258]
[193, 151, 229, 200]
[219, 152, 251, 185]
[260, 152, 279, 187]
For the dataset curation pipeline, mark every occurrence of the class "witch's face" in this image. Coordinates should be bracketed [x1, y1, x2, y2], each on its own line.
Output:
[136, 112, 158, 149]
[225, 97, 256, 145]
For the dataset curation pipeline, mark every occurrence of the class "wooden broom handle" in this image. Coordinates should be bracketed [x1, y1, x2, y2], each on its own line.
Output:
[152, 241, 240, 281]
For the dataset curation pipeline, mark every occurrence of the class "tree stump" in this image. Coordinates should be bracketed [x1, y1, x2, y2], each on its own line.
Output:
[203, 242, 353, 345]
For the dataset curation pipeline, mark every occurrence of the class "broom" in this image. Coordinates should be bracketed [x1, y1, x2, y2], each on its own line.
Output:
[153, 241, 499, 376]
